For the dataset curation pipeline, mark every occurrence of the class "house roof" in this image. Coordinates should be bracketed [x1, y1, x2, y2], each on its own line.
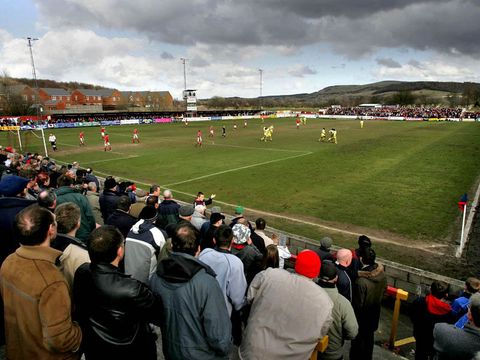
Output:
[75, 88, 116, 97]
[40, 88, 70, 96]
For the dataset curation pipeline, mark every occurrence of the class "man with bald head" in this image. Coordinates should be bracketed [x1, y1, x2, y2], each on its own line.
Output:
[335, 248, 353, 302]
[157, 189, 180, 230]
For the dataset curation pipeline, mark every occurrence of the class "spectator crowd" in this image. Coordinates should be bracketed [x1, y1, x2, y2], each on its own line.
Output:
[0, 146, 479, 360]
[324, 106, 464, 119]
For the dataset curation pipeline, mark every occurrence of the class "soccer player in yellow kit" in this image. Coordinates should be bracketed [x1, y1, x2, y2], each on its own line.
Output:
[319, 128, 326, 142]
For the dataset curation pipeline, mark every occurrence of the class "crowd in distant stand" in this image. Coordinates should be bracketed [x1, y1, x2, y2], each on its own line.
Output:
[325, 106, 464, 119]
[0, 145, 479, 360]
[0, 110, 261, 127]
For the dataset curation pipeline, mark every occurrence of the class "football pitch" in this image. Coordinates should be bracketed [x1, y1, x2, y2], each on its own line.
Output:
[6, 118, 480, 273]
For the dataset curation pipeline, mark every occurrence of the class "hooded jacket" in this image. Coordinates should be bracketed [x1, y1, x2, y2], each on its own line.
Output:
[352, 263, 387, 332]
[239, 268, 333, 360]
[150, 252, 232, 360]
[318, 282, 358, 360]
[412, 293, 453, 359]
[124, 219, 165, 284]
[55, 186, 96, 242]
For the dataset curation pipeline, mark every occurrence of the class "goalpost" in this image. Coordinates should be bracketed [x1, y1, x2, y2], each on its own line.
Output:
[0, 126, 49, 156]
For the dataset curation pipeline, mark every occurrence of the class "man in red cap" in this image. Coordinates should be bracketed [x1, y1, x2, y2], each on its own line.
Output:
[240, 249, 333, 359]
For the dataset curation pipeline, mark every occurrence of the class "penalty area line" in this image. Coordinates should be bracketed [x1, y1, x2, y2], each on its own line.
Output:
[163, 151, 313, 187]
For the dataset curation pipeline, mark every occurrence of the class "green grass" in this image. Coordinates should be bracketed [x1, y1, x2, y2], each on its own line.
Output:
[4, 118, 480, 249]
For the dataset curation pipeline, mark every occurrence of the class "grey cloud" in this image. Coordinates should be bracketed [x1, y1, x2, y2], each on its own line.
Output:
[376, 58, 402, 68]
[34, 0, 480, 56]
[331, 64, 346, 69]
[408, 60, 423, 68]
[161, 51, 174, 60]
[289, 65, 317, 77]
[190, 56, 209, 68]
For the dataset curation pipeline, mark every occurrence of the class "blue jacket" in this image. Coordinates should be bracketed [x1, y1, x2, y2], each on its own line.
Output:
[150, 252, 232, 359]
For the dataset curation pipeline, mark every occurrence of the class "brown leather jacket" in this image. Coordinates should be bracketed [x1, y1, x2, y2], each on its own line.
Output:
[0, 245, 82, 359]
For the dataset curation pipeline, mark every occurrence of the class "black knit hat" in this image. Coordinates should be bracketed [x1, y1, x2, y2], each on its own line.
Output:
[319, 260, 338, 281]
[358, 235, 372, 248]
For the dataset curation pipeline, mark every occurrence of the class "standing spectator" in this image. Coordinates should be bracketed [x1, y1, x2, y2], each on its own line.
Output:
[240, 250, 333, 359]
[0, 205, 81, 359]
[73, 226, 161, 360]
[99, 176, 120, 222]
[350, 248, 387, 360]
[433, 292, 480, 359]
[199, 225, 247, 345]
[200, 212, 225, 250]
[85, 182, 103, 225]
[193, 191, 216, 207]
[52, 202, 90, 289]
[199, 226, 247, 315]
[0, 175, 36, 264]
[317, 261, 358, 360]
[124, 206, 166, 284]
[451, 277, 480, 322]
[148, 184, 161, 200]
[315, 236, 335, 262]
[254, 218, 274, 246]
[38, 189, 57, 212]
[84, 168, 100, 192]
[411, 280, 453, 360]
[261, 244, 280, 270]
[106, 195, 137, 239]
[150, 223, 232, 359]
[55, 175, 96, 242]
[178, 204, 194, 223]
[231, 222, 263, 284]
[129, 188, 147, 218]
[191, 204, 208, 230]
[335, 248, 353, 302]
[349, 235, 372, 281]
[156, 189, 180, 230]
[229, 205, 253, 231]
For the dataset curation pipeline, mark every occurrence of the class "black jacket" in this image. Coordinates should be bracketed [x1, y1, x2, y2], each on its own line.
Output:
[99, 190, 121, 222]
[156, 199, 180, 230]
[73, 263, 162, 360]
[0, 197, 36, 265]
[106, 210, 138, 239]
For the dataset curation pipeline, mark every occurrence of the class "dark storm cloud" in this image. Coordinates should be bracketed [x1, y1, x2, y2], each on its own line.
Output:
[35, 0, 480, 56]
[376, 58, 402, 68]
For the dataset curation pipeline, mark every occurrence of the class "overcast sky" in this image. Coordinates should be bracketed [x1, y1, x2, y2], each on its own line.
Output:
[0, 0, 479, 99]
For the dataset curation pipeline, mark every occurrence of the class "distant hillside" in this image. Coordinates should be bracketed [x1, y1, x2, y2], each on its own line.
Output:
[11, 77, 110, 91]
[201, 81, 480, 109]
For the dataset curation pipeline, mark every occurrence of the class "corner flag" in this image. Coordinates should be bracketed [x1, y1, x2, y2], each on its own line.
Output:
[458, 193, 468, 212]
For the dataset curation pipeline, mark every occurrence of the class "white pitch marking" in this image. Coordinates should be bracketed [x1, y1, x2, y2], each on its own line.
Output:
[165, 188, 446, 255]
[163, 151, 313, 187]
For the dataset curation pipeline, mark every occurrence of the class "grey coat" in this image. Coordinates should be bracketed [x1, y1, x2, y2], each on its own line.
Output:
[318, 284, 359, 360]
